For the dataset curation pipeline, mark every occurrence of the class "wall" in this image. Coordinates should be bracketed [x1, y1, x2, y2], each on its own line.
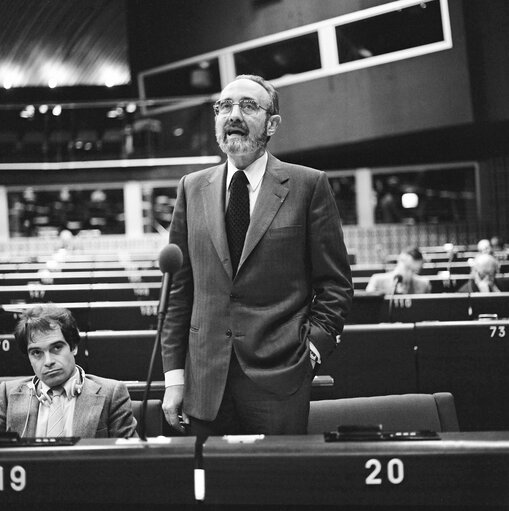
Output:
[463, 0, 509, 123]
[128, 0, 475, 157]
[127, 0, 390, 76]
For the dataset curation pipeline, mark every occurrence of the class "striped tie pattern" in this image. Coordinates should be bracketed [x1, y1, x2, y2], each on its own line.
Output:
[47, 387, 66, 437]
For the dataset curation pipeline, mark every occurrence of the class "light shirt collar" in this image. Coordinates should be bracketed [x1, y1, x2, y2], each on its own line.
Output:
[40, 367, 79, 401]
[226, 151, 267, 193]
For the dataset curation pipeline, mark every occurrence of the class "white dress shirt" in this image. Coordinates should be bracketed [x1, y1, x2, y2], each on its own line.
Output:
[35, 369, 79, 437]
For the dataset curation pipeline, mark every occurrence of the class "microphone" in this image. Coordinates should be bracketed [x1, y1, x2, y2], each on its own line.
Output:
[445, 242, 455, 289]
[388, 274, 402, 322]
[139, 244, 183, 441]
[157, 244, 184, 318]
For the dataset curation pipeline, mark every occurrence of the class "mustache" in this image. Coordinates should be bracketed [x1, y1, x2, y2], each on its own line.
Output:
[223, 120, 248, 133]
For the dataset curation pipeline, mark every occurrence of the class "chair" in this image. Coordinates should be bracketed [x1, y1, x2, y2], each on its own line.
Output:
[131, 399, 163, 437]
[308, 393, 459, 434]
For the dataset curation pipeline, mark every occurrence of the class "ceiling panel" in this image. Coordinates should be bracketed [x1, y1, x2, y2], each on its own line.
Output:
[0, 0, 130, 88]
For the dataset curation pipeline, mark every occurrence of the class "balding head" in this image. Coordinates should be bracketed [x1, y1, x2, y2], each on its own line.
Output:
[477, 239, 493, 255]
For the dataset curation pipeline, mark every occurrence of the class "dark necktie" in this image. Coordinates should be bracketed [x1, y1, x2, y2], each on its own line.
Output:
[226, 170, 250, 276]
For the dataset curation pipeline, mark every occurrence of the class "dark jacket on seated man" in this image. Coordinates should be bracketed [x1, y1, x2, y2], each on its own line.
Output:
[0, 304, 137, 438]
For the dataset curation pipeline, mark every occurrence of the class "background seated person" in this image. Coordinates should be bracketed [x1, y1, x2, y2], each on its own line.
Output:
[458, 254, 501, 293]
[0, 305, 137, 438]
[366, 246, 431, 294]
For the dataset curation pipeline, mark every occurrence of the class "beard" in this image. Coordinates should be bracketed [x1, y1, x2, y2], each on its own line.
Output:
[216, 122, 269, 155]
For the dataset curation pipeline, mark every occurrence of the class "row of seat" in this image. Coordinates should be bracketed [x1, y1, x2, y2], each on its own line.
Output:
[1, 319, 506, 430]
[2, 292, 507, 334]
[3, 256, 508, 276]
[136, 392, 459, 437]
[2, 267, 509, 294]
[0, 260, 157, 273]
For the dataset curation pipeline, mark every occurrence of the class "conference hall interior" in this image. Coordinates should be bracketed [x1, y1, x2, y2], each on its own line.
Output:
[1, 1, 509, 509]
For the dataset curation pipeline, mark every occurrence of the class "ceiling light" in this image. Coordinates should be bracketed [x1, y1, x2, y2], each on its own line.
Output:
[401, 192, 419, 209]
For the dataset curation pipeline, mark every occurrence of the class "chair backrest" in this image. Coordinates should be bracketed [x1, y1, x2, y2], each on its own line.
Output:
[308, 393, 459, 434]
[131, 399, 163, 437]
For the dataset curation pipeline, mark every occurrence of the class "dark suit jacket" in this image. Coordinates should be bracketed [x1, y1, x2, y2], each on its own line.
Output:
[0, 374, 137, 438]
[161, 153, 353, 421]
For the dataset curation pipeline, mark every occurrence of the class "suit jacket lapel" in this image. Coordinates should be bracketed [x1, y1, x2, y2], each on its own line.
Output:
[238, 154, 289, 272]
[10, 386, 39, 437]
[73, 378, 105, 438]
[201, 163, 232, 278]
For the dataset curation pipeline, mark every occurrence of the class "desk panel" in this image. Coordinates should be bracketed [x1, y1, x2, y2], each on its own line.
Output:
[88, 301, 159, 330]
[318, 323, 417, 399]
[202, 433, 509, 507]
[86, 330, 163, 381]
[416, 320, 509, 431]
[381, 293, 471, 322]
[0, 303, 90, 334]
[0, 438, 195, 509]
[0, 331, 90, 376]
[0, 283, 161, 305]
[0, 270, 162, 286]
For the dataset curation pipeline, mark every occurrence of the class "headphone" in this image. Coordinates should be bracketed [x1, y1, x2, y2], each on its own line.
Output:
[22, 365, 85, 437]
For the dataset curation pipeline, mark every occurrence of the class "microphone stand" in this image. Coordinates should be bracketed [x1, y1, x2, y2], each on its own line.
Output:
[445, 244, 455, 290]
[139, 272, 171, 441]
[387, 275, 402, 322]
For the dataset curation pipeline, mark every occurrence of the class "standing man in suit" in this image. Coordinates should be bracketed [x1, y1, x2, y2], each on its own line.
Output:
[161, 74, 352, 436]
[0, 304, 137, 438]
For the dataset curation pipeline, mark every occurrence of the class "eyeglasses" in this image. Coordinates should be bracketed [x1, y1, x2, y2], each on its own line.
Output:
[213, 99, 269, 116]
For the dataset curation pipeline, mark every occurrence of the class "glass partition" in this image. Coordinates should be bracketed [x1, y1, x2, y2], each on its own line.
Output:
[372, 165, 477, 225]
[336, 0, 444, 64]
[8, 186, 125, 237]
[234, 33, 321, 80]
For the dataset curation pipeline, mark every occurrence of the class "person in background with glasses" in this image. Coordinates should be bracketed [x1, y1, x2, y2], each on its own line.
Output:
[161, 75, 352, 437]
[0, 304, 138, 438]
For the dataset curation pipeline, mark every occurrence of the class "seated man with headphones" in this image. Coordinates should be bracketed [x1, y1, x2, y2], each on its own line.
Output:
[0, 304, 138, 438]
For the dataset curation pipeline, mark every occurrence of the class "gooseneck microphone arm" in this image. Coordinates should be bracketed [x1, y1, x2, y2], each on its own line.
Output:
[387, 274, 402, 323]
[139, 244, 183, 441]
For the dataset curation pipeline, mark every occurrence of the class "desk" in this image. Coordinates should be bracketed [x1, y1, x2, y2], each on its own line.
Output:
[3, 434, 508, 508]
[0, 301, 159, 333]
[0, 437, 195, 509]
[203, 432, 509, 507]
[0, 260, 157, 273]
[351, 292, 509, 323]
[0, 269, 162, 286]
[0, 282, 161, 303]
[319, 323, 417, 399]
[416, 320, 509, 431]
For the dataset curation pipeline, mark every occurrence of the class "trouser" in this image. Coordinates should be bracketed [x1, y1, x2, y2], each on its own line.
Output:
[189, 350, 312, 438]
